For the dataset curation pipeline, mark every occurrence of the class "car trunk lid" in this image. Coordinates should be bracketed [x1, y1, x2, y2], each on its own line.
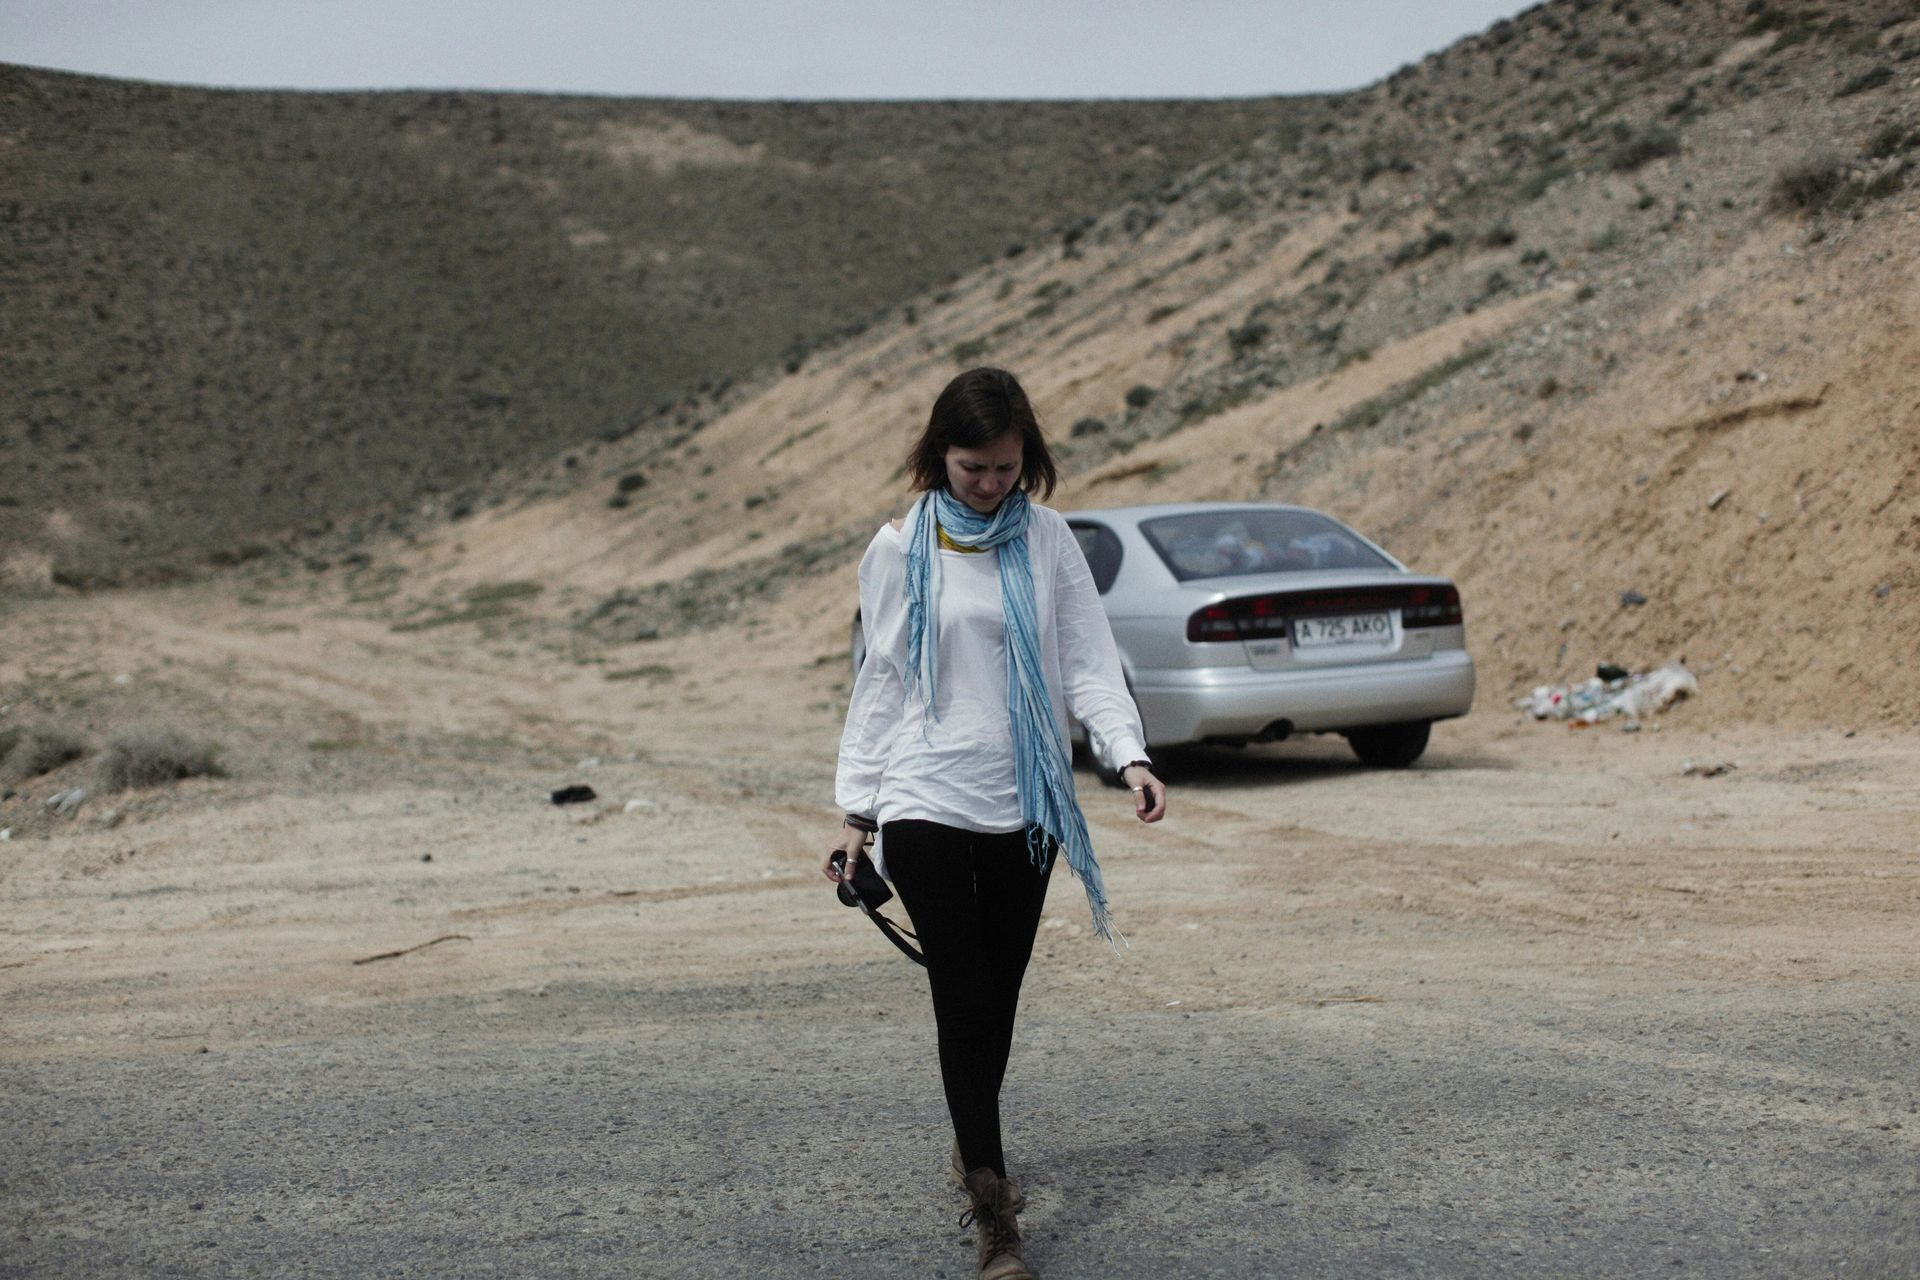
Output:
[1184, 572, 1460, 670]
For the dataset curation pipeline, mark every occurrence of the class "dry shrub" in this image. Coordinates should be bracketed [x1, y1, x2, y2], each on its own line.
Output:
[99, 730, 226, 791]
[2, 727, 89, 781]
[1864, 123, 1915, 161]
[1772, 153, 1850, 213]
[1607, 126, 1682, 172]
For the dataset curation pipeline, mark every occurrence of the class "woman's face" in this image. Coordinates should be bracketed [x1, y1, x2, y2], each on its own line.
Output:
[943, 433, 1025, 515]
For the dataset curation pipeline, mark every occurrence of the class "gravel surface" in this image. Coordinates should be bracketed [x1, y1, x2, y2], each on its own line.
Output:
[6, 590, 1919, 1279]
[5, 978, 1917, 1278]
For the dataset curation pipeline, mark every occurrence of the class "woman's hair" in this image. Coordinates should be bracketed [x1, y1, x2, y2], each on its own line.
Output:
[905, 366, 1058, 499]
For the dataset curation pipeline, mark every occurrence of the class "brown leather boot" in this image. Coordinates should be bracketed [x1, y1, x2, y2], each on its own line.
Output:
[960, 1167, 1033, 1280]
[952, 1141, 1024, 1211]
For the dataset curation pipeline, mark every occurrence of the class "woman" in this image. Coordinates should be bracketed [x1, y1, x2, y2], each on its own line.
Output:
[826, 366, 1167, 1280]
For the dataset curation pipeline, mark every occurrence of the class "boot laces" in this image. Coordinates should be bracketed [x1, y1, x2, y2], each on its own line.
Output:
[959, 1196, 1018, 1258]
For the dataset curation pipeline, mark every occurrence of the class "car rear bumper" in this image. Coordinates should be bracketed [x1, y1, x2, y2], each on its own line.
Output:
[1131, 648, 1476, 745]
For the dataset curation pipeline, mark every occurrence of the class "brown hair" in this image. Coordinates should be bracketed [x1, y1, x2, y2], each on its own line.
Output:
[904, 366, 1058, 499]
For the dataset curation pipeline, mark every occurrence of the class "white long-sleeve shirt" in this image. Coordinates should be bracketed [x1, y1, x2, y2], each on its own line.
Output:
[836, 504, 1148, 872]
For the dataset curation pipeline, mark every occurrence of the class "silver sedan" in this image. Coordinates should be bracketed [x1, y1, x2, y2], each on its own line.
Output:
[1068, 501, 1474, 766]
[851, 501, 1474, 767]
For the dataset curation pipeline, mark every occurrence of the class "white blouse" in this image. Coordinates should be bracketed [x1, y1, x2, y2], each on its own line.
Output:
[836, 503, 1148, 872]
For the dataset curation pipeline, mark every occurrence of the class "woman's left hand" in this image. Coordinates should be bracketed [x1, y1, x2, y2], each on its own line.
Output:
[1121, 763, 1167, 823]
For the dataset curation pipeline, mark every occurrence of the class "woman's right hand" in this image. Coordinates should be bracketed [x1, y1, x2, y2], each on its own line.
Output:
[823, 823, 869, 882]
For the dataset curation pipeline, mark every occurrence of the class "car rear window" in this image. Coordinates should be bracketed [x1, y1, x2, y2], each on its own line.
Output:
[1139, 509, 1395, 581]
[1069, 522, 1123, 594]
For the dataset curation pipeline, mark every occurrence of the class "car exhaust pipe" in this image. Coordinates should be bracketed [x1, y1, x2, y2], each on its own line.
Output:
[1256, 718, 1293, 743]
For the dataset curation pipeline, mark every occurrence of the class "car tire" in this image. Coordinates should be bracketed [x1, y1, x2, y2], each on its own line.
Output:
[1345, 719, 1431, 768]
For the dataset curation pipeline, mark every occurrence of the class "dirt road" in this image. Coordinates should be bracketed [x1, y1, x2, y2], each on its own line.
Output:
[3, 591, 1917, 1276]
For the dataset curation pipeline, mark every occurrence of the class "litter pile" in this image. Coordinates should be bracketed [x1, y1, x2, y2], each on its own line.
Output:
[1517, 662, 1699, 727]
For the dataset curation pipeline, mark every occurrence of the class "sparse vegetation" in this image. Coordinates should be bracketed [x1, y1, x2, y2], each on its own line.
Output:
[99, 730, 225, 791]
[2, 68, 1300, 583]
[1865, 123, 1915, 160]
[1834, 66, 1894, 97]
[1828, 160, 1912, 214]
[1227, 320, 1272, 355]
[1607, 125, 1682, 172]
[1386, 227, 1456, 268]
[1176, 383, 1258, 427]
[1518, 162, 1575, 202]
[605, 665, 676, 683]
[1326, 344, 1496, 436]
[2, 727, 89, 780]
[392, 582, 541, 632]
[952, 338, 991, 365]
[461, 582, 542, 607]
[760, 421, 830, 464]
[1773, 152, 1852, 212]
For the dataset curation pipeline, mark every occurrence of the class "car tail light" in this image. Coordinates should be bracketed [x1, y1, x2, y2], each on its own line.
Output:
[1186, 583, 1463, 642]
[1400, 584, 1463, 628]
[1188, 603, 1239, 642]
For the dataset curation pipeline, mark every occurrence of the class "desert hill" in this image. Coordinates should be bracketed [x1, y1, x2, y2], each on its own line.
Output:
[4, 0, 1919, 741]
[0, 64, 1307, 582]
[288, 0, 1916, 729]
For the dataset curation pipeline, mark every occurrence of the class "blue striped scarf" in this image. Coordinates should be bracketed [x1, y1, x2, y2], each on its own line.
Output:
[903, 487, 1118, 942]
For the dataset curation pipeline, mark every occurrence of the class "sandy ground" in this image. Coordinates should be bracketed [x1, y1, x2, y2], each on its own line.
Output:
[3, 586, 1917, 1277]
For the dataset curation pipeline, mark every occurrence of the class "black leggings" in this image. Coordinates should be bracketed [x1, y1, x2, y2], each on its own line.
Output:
[882, 819, 1054, 1180]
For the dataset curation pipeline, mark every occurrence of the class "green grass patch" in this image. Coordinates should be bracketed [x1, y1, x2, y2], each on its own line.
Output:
[952, 338, 990, 365]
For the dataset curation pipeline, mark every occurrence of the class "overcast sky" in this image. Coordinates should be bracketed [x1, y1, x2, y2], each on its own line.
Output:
[5, 0, 1536, 99]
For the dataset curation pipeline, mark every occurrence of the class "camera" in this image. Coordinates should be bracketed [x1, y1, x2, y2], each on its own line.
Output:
[831, 849, 894, 911]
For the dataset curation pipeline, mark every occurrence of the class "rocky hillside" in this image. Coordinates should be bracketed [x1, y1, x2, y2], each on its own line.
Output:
[9, 0, 1920, 728]
[0, 66, 1306, 582]
[281, 0, 1917, 730]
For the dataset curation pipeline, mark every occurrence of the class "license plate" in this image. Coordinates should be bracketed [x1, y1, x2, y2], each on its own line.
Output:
[1292, 611, 1393, 647]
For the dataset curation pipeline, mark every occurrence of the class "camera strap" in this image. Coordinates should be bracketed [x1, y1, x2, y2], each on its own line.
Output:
[836, 851, 926, 967]
[856, 898, 927, 968]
